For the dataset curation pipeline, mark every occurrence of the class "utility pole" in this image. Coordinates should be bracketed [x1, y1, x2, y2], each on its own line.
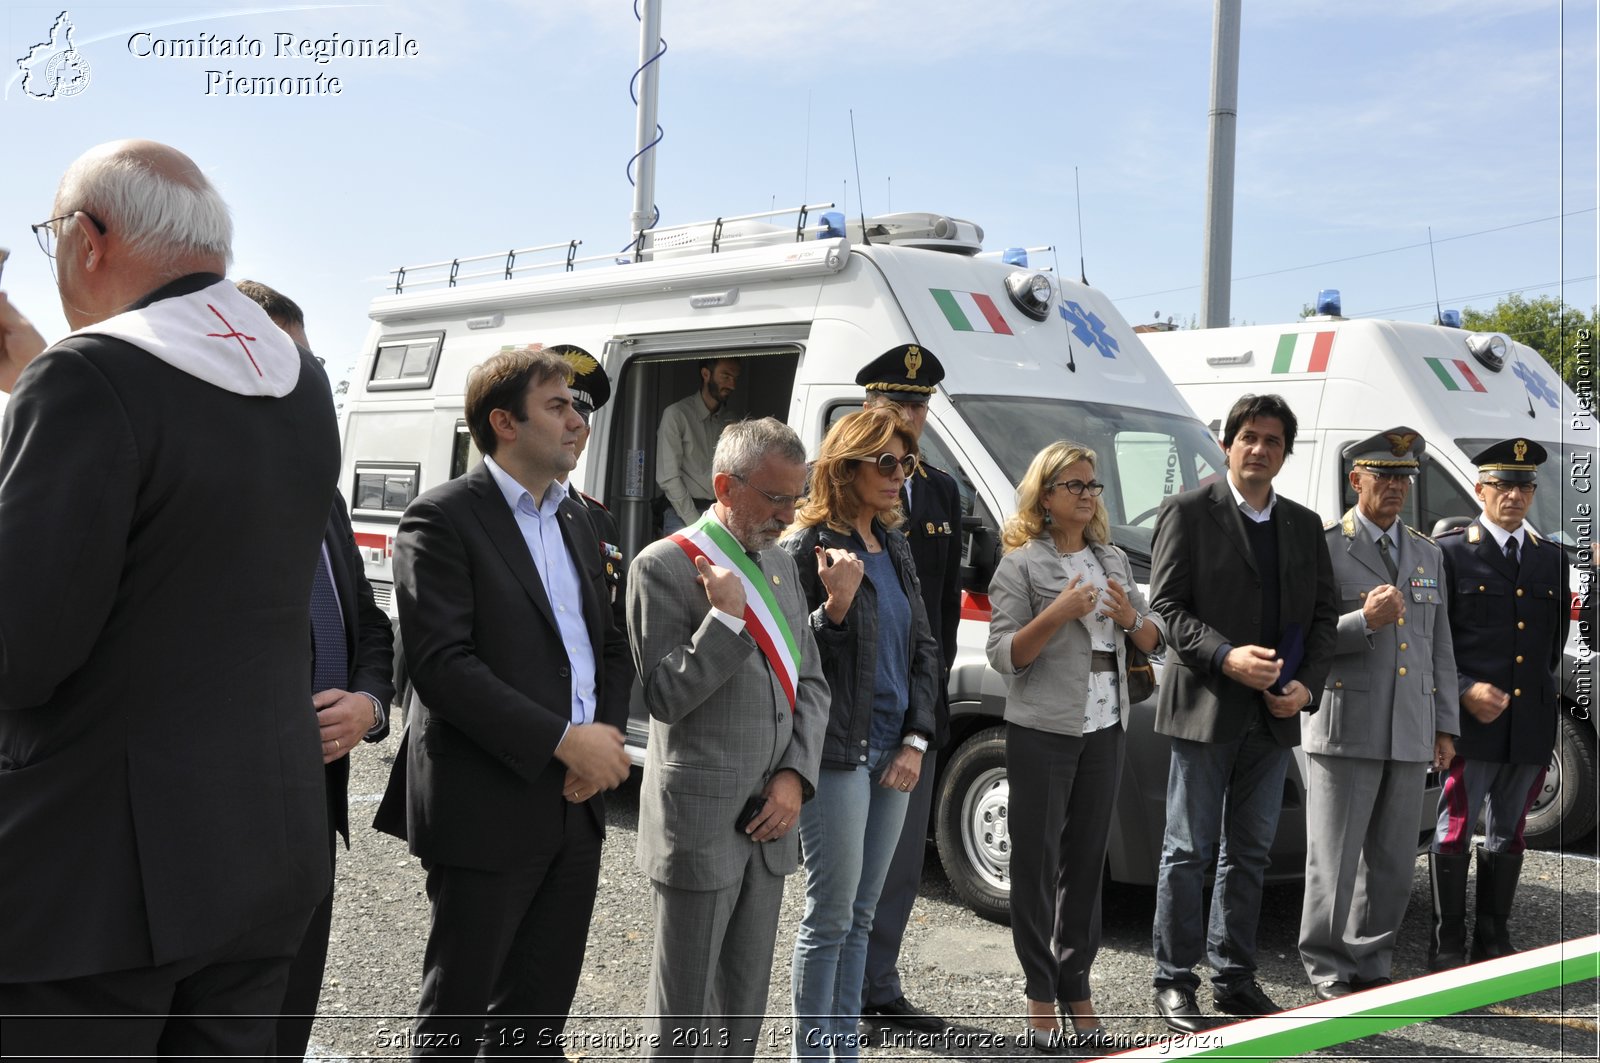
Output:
[629, 0, 663, 254]
[1200, 0, 1241, 329]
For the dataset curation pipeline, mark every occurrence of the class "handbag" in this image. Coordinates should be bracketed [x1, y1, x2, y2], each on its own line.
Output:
[1124, 636, 1156, 704]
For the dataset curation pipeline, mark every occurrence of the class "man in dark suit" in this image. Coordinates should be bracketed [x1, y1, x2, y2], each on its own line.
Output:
[1147, 393, 1338, 1031]
[237, 279, 398, 1058]
[857, 344, 963, 1034]
[0, 140, 339, 1057]
[1428, 439, 1569, 970]
[374, 344, 633, 1058]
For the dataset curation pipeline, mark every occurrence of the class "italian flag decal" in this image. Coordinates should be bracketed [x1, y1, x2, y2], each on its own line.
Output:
[931, 289, 1012, 335]
[1425, 356, 1488, 393]
[1272, 331, 1334, 373]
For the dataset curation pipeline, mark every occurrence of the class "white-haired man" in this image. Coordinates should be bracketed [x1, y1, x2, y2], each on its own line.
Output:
[0, 140, 340, 1057]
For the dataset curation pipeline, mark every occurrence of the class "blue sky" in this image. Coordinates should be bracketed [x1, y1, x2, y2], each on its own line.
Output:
[2, 1, 1594, 379]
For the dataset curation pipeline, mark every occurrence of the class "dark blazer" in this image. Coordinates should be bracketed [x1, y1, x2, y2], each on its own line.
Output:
[373, 462, 631, 870]
[322, 495, 396, 843]
[1149, 479, 1338, 747]
[569, 483, 626, 632]
[901, 462, 963, 748]
[0, 275, 339, 982]
[1437, 519, 1569, 765]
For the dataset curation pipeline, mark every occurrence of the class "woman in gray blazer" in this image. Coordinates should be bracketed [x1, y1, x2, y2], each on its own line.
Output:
[986, 441, 1164, 1053]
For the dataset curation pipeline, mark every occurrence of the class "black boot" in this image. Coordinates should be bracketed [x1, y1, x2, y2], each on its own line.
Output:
[1427, 851, 1471, 971]
[1471, 845, 1523, 961]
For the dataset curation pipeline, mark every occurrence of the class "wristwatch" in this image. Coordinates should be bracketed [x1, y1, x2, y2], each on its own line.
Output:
[1121, 611, 1144, 634]
[902, 733, 930, 754]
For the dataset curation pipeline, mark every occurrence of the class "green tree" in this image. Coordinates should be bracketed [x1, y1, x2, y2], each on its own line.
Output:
[1460, 292, 1599, 394]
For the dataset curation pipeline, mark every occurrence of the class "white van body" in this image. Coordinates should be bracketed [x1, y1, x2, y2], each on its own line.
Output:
[340, 218, 1431, 918]
[1143, 318, 1597, 848]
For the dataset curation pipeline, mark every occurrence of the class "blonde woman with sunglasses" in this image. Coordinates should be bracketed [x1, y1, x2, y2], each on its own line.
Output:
[986, 441, 1165, 1053]
[780, 407, 940, 1061]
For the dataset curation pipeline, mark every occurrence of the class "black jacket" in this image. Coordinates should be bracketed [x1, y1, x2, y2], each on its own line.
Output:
[901, 462, 964, 748]
[781, 520, 940, 770]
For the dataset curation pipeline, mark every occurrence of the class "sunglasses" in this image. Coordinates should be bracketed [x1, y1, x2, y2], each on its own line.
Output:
[861, 452, 918, 477]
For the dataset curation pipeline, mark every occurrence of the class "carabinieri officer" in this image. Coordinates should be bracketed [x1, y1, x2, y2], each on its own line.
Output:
[1427, 438, 1569, 971]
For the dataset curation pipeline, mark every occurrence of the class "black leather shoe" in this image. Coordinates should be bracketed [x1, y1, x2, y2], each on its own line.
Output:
[1351, 976, 1393, 992]
[1312, 980, 1353, 1001]
[1212, 979, 1283, 1017]
[1153, 987, 1213, 1034]
[862, 994, 945, 1033]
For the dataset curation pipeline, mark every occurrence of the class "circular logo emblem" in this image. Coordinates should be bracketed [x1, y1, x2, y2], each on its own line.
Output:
[43, 49, 91, 97]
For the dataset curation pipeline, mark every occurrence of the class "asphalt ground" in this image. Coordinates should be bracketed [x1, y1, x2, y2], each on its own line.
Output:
[305, 734, 1599, 1061]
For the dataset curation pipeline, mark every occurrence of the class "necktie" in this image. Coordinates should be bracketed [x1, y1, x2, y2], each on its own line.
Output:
[1505, 536, 1520, 571]
[311, 548, 349, 695]
[1377, 533, 1398, 583]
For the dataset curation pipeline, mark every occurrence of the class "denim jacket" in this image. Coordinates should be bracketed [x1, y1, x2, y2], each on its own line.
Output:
[780, 520, 941, 770]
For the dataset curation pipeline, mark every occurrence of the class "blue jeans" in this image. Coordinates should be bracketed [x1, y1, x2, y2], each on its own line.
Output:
[792, 746, 910, 1061]
[1151, 720, 1291, 992]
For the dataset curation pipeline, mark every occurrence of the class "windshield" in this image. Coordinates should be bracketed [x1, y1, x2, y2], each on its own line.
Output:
[955, 396, 1227, 559]
[1457, 437, 1598, 558]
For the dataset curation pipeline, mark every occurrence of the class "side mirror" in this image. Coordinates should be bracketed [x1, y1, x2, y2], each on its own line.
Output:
[960, 515, 998, 592]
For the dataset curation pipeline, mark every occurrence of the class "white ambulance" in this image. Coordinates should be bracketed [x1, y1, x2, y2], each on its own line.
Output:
[340, 210, 1402, 920]
[1142, 302, 1597, 849]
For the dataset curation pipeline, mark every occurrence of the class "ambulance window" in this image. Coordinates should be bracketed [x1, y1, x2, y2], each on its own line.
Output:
[1113, 432, 1188, 528]
[352, 463, 419, 522]
[1418, 459, 1476, 533]
[369, 332, 443, 390]
[450, 422, 481, 480]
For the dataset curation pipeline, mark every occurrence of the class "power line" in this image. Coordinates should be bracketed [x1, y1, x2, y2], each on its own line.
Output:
[1352, 276, 1597, 318]
[1114, 208, 1598, 302]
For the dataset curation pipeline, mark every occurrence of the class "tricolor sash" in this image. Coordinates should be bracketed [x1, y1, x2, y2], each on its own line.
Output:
[671, 512, 801, 711]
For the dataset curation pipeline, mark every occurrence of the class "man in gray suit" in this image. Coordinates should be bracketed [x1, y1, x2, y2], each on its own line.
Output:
[628, 417, 828, 1060]
[1298, 428, 1458, 999]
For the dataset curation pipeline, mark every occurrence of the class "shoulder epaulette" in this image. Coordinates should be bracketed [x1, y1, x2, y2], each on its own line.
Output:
[1465, 523, 1482, 544]
[1337, 509, 1357, 539]
[1525, 526, 1542, 546]
[1323, 518, 1339, 532]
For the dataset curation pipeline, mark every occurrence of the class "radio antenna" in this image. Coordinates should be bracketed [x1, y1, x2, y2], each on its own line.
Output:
[1427, 225, 1443, 325]
[850, 109, 870, 245]
[1074, 167, 1089, 285]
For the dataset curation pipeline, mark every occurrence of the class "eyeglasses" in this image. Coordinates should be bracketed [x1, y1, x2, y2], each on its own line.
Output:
[1049, 479, 1105, 497]
[731, 473, 807, 508]
[1482, 480, 1537, 495]
[573, 401, 594, 425]
[861, 453, 918, 477]
[31, 210, 107, 259]
[1361, 470, 1417, 484]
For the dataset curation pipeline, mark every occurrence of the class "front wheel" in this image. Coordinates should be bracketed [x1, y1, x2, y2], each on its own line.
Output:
[934, 726, 1011, 924]
[1523, 713, 1598, 849]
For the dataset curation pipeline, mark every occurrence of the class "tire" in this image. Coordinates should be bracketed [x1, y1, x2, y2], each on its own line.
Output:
[1523, 713, 1599, 849]
[934, 726, 1011, 924]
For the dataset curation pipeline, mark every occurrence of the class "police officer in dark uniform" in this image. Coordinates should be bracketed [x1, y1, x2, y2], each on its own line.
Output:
[857, 343, 964, 1034]
[1428, 438, 1569, 970]
[551, 344, 626, 626]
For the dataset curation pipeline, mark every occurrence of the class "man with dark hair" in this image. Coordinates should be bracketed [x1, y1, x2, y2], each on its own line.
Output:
[1147, 393, 1338, 1031]
[856, 344, 963, 1035]
[1427, 438, 1568, 971]
[0, 140, 339, 1057]
[374, 343, 633, 1057]
[550, 344, 626, 624]
[238, 280, 397, 1058]
[657, 356, 741, 533]
[630, 416, 828, 1060]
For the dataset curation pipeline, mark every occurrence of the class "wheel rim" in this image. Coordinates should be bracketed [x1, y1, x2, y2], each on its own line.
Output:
[1529, 748, 1561, 815]
[960, 766, 1010, 892]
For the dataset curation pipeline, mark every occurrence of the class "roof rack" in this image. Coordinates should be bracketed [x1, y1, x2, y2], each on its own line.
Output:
[387, 201, 836, 295]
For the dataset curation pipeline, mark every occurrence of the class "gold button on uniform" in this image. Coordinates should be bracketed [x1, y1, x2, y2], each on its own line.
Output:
[1517, 621, 1525, 630]
[1516, 588, 1524, 597]
[1397, 617, 1405, 626]
[1399, 642, 1408, 651]
[1398, 667, 1407, 677]
[1516, 655, 1524, 664]
[1479, 585, 1486, 591]
[1514, 688, 1522, 697]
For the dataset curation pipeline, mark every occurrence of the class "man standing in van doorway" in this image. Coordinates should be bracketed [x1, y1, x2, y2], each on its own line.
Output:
[238, 279, 398, 1059]
[550, 344, 627, 627]
[856, 344, 963, 1036]
[1147, 393, 1338, 1032]
[658, 357, 742, 533]
[1427, 438, 1568, 971]
[1298, 428, 1457, 1000]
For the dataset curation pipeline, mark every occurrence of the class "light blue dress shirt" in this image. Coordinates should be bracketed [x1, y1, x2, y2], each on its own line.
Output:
[484, 456, 597, 726]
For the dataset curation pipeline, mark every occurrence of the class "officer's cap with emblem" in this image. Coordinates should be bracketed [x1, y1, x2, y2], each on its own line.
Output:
[1343, 426, 1425, 471]
[856, 343, 944, 401]
[546, 343, 610, 413]
[1471, 437, 1547, 484]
